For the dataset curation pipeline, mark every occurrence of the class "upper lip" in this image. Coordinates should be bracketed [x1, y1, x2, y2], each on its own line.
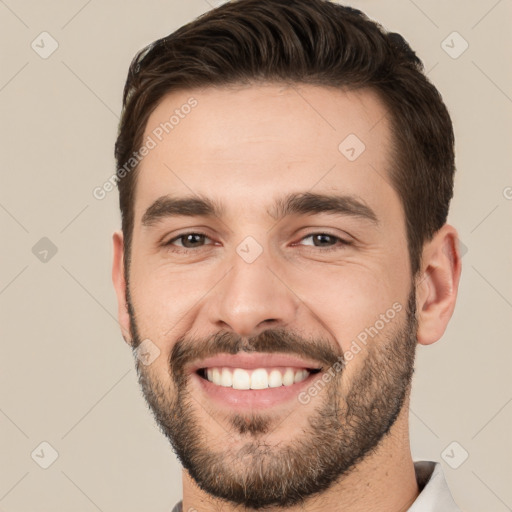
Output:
[189, 353, 323, 374]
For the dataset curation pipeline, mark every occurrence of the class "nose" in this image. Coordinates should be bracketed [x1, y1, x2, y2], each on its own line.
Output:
[207, 250, 299, 338]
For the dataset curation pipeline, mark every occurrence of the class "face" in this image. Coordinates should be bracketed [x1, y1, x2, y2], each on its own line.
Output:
[120, 84, 419, 508]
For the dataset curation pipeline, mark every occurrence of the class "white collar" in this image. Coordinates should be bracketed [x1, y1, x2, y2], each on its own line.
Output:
[408, 460, 461, 511]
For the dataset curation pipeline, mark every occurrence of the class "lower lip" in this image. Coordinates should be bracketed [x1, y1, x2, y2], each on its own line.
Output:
[191, 371, 319, 410]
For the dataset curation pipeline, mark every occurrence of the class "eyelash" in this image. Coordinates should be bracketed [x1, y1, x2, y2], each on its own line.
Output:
[163, 231, 352, 253]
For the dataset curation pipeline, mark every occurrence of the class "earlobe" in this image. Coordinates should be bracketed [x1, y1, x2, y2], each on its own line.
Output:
[416, 224, 462, 346]
[112, 230, 133, 346]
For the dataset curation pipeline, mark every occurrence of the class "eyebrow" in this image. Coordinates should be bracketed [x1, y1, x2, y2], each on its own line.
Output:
[141, 192, 378, 227]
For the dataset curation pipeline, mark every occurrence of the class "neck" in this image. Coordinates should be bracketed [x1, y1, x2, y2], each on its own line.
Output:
[181, 397, 418, 512]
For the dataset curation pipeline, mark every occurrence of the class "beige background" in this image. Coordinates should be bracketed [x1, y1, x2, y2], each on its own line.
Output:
[1, 0, 511, 510]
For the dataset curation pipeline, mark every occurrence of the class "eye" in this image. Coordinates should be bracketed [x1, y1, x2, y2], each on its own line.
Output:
[163, 231, 351, 253]
[165, 232, 213, 250]
[297, 233, 351, 251]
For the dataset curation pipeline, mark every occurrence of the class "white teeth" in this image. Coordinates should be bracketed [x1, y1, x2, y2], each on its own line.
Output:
[232, 369, 250, 390]
[250, 368, 268, 389]
[204, 367, 310, 389]
[220, 368, 233, 387]
[268, 369, 283, 388]
[283, 368, 295, 386]
[294, 369, 308, 383]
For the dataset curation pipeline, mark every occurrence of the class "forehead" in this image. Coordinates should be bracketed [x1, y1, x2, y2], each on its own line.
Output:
[134, 83, 397, 223]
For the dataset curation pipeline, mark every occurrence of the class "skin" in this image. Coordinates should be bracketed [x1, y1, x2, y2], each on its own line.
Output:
[112, 83, 461, 511]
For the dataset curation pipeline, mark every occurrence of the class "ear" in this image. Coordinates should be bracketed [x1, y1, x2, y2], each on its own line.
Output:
[112, 230, 133, 346]
[415, 224, 462, 346]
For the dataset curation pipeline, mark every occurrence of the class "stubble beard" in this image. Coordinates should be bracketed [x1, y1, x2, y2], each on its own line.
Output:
[129, 288, 417, 510]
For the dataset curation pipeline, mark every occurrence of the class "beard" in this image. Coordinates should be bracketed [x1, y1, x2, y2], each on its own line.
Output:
[127, 287, 418, 510]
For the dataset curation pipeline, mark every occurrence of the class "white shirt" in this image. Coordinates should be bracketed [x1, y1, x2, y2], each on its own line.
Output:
[409, 460, 461, 511]
[171, 460, 461, 511]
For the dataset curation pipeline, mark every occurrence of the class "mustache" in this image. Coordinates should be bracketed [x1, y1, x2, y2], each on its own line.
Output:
[170, 328, 343, 382]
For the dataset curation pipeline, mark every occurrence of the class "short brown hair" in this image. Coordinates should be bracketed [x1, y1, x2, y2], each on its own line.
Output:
[115, 0, 455, 278]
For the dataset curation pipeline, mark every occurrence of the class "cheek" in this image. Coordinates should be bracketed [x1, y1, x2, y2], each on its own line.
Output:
[128, 262, 220, 363]
[130, 259, 207, 320]
[293, 267, 404, 348]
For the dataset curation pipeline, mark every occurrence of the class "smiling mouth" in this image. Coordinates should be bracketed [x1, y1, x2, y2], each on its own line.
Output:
[196, 366, 322, 390]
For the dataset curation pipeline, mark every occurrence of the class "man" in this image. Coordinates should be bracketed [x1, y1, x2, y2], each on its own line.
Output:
[111, 0, 462, 510]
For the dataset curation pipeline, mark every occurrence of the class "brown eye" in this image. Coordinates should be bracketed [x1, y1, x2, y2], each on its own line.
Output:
[166, 232, 212, 249]
[308, 234, 337, 247]
[299, 233, 350, 249]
